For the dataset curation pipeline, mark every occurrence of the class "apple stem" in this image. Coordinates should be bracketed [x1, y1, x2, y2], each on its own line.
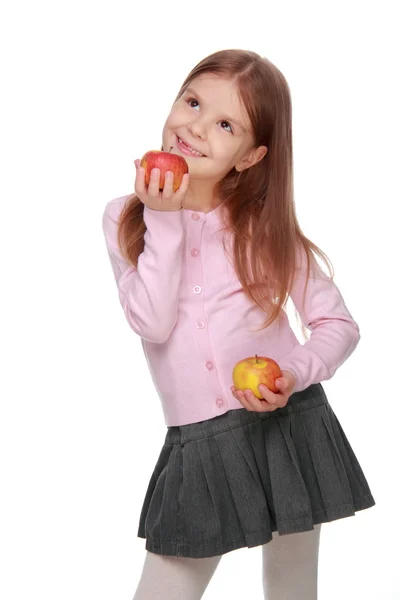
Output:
[255, 354, 258, 363]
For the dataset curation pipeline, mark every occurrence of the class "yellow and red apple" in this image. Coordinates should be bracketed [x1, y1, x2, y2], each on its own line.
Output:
[232, 355, 282, 398]
[140, 149, 188, 192]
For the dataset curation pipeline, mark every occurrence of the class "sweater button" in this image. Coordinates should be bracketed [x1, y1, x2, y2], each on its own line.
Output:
[193, 285, 202, 294]
[216, 398, 224, 408]
[206, 362, 213, 370]
[191, 248, 199, 257]
[191, 213, 201, 221]
[196, 320, 205, 329]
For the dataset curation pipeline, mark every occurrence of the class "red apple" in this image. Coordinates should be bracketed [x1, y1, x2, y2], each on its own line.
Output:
[140, 148, 189, 192]
[232, 355, 282, 399]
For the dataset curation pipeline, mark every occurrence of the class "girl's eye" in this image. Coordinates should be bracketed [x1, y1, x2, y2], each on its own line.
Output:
[187, 98, 200, 110]
[186, 98, 233, 133]
[220, 120, 233, 133]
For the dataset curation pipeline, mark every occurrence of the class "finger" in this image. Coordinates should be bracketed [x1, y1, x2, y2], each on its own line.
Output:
[259, 386, 288, 410]
[147, 168, 161, 197]
[134, 159, 140, 169]
[173, 172, 190, 200]
[161, 170, 174, 200]
[231, 386, 255, 407]
[258, 384, 279, 404]
[242, 389, 267, 413]
[235, 389, 253, 411]
[243, 389, 267, 412]
[231, 390, 241, 403]
[275, 398, 289, 409]
[275, 378, 287, 393]
[134, 165, 146, 197]
[245, 388, 279, 412]
[230, 386, 242, 402]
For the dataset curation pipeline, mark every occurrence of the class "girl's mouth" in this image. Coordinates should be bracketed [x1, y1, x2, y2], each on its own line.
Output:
[176, 136, 206, 158]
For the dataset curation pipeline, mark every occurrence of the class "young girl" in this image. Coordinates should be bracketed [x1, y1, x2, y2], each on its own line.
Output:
[102, 49, 375, 600]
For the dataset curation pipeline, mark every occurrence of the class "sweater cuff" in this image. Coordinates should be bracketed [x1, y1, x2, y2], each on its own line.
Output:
[143, 205, 183, 225]
[279, 346, 329, 394]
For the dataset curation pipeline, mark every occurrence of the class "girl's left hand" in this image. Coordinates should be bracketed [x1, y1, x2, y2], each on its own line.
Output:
[230, 370, 296, 412]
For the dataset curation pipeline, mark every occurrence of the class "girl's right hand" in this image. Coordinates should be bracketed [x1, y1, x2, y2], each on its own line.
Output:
[134, 159, 190, 212]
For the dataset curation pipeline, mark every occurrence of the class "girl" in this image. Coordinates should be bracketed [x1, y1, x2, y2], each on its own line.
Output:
[102, 49, 375, 600]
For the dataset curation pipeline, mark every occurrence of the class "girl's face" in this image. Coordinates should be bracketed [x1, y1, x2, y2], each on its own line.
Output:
[162, 74, 263, 183]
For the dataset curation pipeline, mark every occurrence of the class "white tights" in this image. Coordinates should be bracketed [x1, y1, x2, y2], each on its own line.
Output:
[132, 524, 321, 599]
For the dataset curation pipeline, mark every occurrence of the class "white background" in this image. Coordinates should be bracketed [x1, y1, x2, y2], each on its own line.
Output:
[1, 0, 399, 598]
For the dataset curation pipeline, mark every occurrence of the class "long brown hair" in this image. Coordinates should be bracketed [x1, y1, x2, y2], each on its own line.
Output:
[117, 49, 334, 338]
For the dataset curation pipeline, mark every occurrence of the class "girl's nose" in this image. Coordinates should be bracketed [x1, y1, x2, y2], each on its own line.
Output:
[188, 118, 207, 140]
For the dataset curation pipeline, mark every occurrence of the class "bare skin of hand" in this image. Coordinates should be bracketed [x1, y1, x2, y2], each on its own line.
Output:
[134, 159, 189, 212]
[231, 370, 297, 412]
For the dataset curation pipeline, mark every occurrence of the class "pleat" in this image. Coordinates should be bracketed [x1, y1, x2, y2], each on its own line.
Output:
[246, 419, 276, 525]
[288, 409, 330, 521]
[213, 425, 273, 541]
[139, 443, 183, 544]
[321, 404, 375, 508]
[261, 413, 315, 534]
[137, 443, 173, 538]
[297, 405, 355, 520]
[181, 435, 230, 550]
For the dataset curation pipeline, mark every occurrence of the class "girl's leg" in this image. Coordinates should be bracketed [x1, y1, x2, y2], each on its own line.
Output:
[132, 550, 222, 600]
[262, 524, 322, 600]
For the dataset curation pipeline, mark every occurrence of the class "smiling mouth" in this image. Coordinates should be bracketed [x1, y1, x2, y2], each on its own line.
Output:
[176, 135, 206, 157]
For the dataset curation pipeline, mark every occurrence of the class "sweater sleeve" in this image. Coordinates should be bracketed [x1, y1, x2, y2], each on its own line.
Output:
[279, 249, 361, 393]
[102, 195, 184, 343]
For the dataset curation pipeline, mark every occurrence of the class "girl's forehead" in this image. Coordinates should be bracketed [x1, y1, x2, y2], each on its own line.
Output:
[188, 73, 238, 95]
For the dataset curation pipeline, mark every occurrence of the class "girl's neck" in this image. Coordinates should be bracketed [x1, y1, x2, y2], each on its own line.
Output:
[181, 181, 222, 214]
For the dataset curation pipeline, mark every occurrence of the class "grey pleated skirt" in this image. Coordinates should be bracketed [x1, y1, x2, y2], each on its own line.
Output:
[137, 383, 375, 558]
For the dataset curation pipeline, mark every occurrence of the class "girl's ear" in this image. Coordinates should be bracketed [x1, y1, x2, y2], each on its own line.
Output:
[235, 145, 268, 172]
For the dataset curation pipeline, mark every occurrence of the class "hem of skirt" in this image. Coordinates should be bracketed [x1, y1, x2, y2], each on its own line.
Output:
[137, 495, 376, 558]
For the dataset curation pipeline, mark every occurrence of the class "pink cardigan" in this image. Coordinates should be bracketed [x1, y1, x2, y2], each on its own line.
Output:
[102, 195, 360, 426]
